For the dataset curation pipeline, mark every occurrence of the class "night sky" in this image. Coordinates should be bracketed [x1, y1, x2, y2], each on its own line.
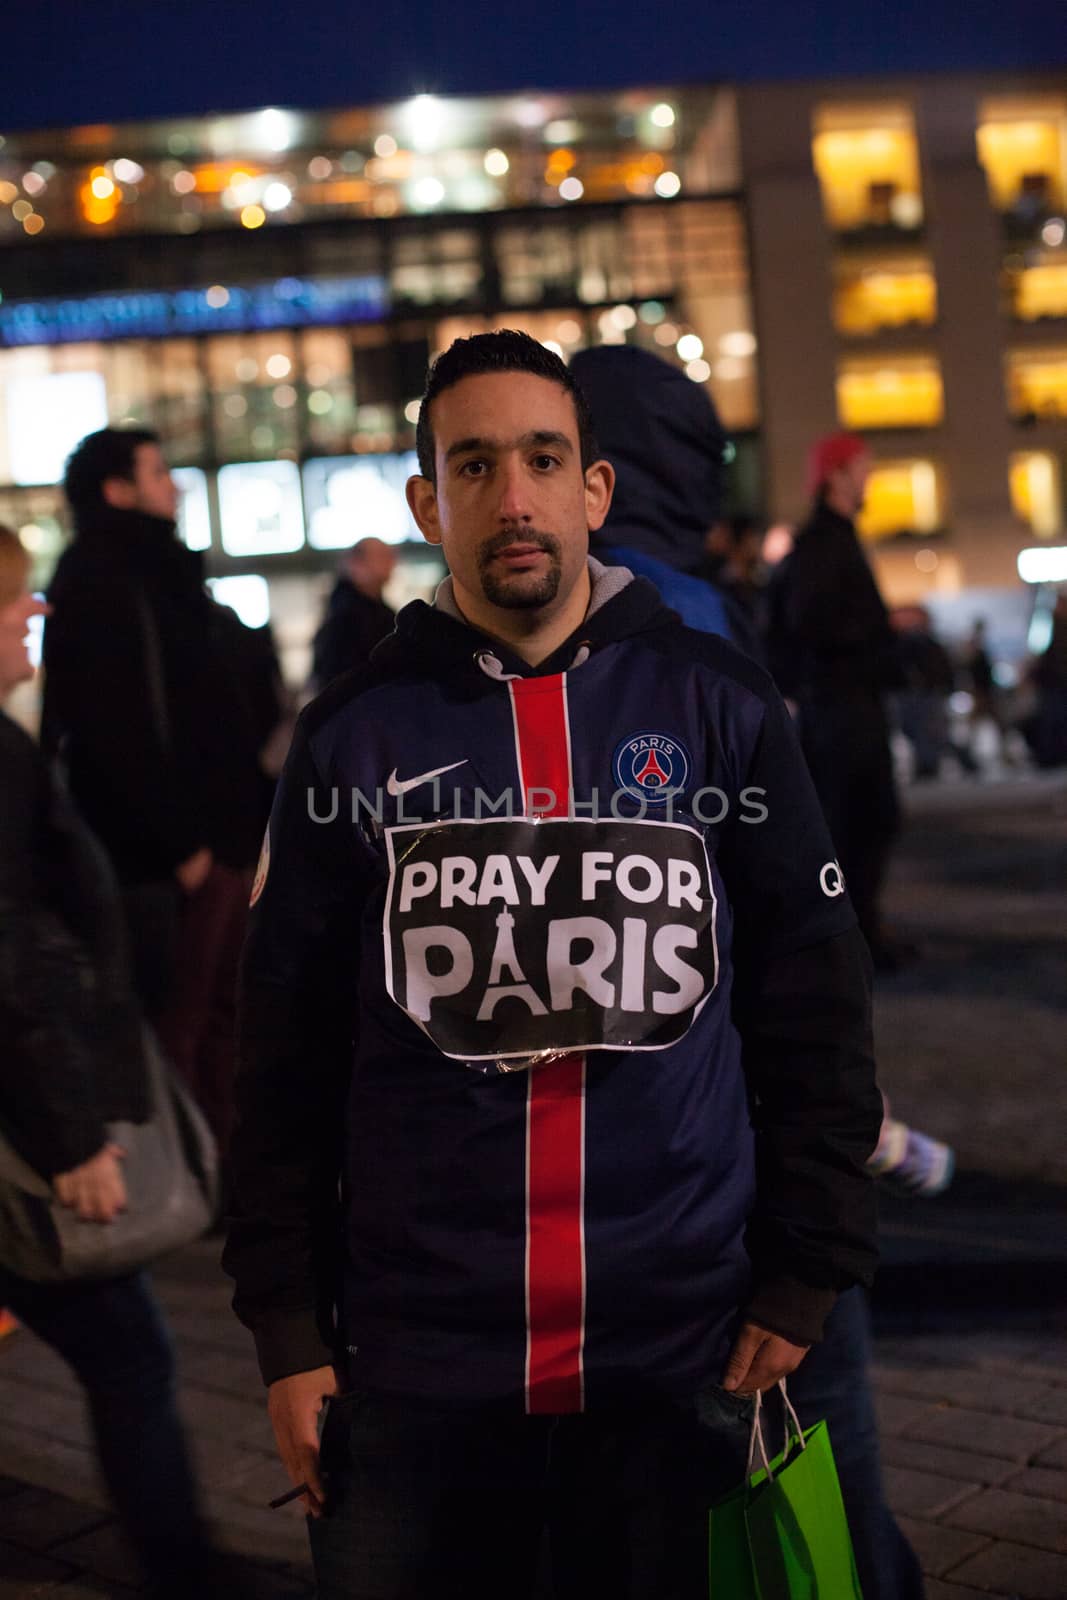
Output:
[7, 0, 1067, 133]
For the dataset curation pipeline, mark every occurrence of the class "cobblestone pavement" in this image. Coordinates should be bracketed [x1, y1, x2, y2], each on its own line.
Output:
[0, 774, 1064, 1598]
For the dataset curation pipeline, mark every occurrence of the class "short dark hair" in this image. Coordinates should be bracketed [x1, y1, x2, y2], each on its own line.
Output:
[64, 427, 160, 519]
[415, 330, 598, 482]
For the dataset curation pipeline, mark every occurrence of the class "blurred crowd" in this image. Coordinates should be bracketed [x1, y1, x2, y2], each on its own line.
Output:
[1, 345, 1065, 1599]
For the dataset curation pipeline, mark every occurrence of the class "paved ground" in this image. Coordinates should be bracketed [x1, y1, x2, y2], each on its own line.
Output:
[0, 773, 1065, 1598]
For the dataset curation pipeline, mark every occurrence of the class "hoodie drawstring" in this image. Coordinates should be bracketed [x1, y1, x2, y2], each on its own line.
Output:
[475, 642, 592, 681]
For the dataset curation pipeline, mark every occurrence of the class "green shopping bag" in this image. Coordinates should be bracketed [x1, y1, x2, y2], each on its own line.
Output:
[707, 1380, 863, 1599]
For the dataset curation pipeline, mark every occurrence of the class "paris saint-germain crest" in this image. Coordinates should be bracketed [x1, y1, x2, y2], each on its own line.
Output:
[612, 731, 691, 805]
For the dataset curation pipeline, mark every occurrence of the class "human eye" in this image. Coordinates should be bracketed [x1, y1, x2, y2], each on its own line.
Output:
[531, 453, 561, 471]
[458, 458, 489, 478]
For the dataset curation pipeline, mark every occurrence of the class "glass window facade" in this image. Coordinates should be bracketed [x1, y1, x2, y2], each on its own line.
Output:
[0, 87, 739, 244]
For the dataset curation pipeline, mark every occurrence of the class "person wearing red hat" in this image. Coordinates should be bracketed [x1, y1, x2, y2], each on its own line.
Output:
[767, 433, 911, 971]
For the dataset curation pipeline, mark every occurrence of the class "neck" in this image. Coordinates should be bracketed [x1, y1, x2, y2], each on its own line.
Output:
[451, 565, 592, 666]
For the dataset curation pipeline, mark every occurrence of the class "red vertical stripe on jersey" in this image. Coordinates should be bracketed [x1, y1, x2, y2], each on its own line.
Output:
[509, 674, 586, 1415]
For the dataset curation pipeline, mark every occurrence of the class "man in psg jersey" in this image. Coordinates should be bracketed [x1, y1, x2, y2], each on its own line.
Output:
[224, 331, 882, 1599]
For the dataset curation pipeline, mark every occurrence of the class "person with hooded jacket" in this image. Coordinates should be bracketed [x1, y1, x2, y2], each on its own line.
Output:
[568, 344, 760, 650]
[224, 333, 882, 1599]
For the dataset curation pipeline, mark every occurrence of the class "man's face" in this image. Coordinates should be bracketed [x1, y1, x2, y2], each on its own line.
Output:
[103, 442, 179, 521]
[407, 371, 612, 619]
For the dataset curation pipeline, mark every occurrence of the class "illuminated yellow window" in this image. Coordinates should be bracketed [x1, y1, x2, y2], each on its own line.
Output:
[1007, 349, 1067, 419]
[812, 104, 923, 231]
[1010, 452, 1063, 537]
[833, 258, 937, 334]
[1011, 261, 1067, 321]
[857, 460, 942, 542]
[837, 357, 943, 429]
[977, 102, 1067, 210]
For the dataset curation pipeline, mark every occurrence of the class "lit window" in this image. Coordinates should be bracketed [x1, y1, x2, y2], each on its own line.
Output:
[1007, 349, 1067, 420]
[833, 257, 937, 334]
[837, 356, 943, 429]
[811, 104, 923, 231]
[977, 101, 1067, 211]
[857, 460, 943, 541]
[1009, 259, 1067, 321]
[1010, 452, 1063, 538]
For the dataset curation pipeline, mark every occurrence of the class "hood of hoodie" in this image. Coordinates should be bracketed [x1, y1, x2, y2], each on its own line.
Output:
[372, 558, 674, 683]
[570, 345, 725, 573]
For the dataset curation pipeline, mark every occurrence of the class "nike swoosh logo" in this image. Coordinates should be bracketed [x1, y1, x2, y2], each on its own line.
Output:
[386, 760, 468, 797]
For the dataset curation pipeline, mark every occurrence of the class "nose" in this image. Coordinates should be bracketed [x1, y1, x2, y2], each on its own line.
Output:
[496, 454, 532, 524]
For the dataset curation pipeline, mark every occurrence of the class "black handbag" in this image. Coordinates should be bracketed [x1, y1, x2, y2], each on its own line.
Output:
[0, 1024, 218, 1282]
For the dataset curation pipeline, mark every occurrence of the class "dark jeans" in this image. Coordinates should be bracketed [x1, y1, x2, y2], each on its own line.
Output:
[786, 1287, 925, 1600]
[0, 1265, 210, 1589]
[309, 1381, 754, 1600]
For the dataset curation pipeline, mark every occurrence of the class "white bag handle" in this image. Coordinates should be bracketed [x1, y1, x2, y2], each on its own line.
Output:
[745, 1379, 807, 1484]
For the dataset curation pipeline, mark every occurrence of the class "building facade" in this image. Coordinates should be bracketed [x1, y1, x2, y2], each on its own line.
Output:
[0, 71, 1064, 671]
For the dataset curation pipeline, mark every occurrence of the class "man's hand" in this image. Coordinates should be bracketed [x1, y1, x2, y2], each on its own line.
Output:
[53, 1143, 127, 1223]
[176, 847, 213, 895]
[722, 1321, 810, 1395]
[267, 1366, 341, 1518]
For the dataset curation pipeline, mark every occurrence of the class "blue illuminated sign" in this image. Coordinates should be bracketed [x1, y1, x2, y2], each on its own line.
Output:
[0, 273, 390, 347]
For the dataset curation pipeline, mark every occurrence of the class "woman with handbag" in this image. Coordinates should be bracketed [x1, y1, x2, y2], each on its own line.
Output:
[0, 525, 231, 1597]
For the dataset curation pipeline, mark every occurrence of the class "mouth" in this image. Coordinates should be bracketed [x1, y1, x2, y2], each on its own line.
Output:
[490, 543, 549, 567]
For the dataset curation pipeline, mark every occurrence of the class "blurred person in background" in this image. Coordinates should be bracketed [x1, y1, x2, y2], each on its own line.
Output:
[43, 428, 271, 1167]
[1025, 591, 1067, 767]
[568, 345, 737, 641]
[702, 512, 768, 664]
[892, 605, 976, 780]
[767, 432, 910, 970]
[310, 536, 397, 692]
[0, 525, 239, 1599]
[959, 617, 1012, 768]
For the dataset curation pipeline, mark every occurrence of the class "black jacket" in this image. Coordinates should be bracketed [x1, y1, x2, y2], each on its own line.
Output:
[43, 509, 266, 883]
[0, 712, 147, 1180]
[767, 503, 901, 701]
[311, 578, 395, 692]
[225, 568, 881, 1392]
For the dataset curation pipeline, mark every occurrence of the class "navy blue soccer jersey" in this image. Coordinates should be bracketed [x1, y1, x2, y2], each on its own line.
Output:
[225, 568, 881, 1408]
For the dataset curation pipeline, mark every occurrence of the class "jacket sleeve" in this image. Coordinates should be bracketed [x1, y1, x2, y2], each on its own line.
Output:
[222, 712, 368, 1385]
[42, 579, 205, 870]
[0, 722, 108, 1176]
[716, 687, 883, 1345]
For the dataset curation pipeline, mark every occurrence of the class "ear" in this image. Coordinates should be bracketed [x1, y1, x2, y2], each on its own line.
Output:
[406, 475, 442, 547]
[101, 475, 137, 511]
[584, 459, 615, 534]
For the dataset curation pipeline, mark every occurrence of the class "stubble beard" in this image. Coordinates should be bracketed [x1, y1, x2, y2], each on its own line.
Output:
[477, 527, 564, 610]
